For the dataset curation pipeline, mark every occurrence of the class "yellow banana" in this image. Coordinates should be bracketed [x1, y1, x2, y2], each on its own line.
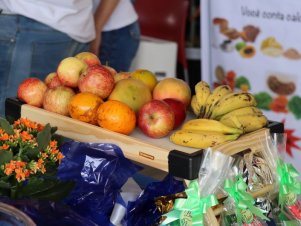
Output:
[170, 129, 240, 149]
[220, 113, 268, 133]
[190, 95, 201, 117]
[210, 92, 257, 119]
[182, 118, 242, 134]
[218, 106, 263, 121]
[204, 85, 232, 118]
[194, 81, 211, 118]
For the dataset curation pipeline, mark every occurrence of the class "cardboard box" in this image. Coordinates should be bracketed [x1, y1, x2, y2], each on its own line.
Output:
[130, 36, 178, 80]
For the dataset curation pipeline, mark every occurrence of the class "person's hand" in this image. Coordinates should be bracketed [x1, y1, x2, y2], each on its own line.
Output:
[90, 33, 102, 55]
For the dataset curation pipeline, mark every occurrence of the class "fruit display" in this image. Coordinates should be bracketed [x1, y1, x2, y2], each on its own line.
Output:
[15, 51, 268, 147]
[170, 80, 268, 149]
[15, 51, 189, 138]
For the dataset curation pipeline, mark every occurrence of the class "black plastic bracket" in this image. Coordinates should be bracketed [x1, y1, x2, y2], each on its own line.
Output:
[168, 149, 203, 180]
[5, 97, 23, 123]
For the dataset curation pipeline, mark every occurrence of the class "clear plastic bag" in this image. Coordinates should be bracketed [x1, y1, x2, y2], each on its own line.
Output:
[198, 148, 234, 197]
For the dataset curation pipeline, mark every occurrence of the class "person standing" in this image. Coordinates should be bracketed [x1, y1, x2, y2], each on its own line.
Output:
[0, 0, 96, 117]
[91, 0, 140, 72]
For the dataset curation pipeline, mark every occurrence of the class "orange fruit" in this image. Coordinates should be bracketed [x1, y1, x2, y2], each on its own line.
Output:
[97, 100, 136, 135]
[68, 92, 103, 124]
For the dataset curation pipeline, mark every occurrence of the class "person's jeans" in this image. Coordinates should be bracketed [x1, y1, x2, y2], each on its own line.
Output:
[0, 15, 89, 117]
[99, 21, 140, 72]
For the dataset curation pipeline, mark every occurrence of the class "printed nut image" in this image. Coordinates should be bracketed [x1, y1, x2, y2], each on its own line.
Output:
[212, 18, 229, 33]
[240, 25, 260, 42]
[283, 48, 301, 60]
[261, 37, 283, 57]
[267, 75, 296, 95]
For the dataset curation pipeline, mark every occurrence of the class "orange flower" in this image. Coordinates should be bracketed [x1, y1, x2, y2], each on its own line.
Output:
[37, 124, 44, 131]
[40, 165, 46, 174]
[4, 161, 16, 176]
[37, 159, 44, 169]
[24, 169, 31, 177]
[1, 144, 10, 150]
[15, 161, 26, 168]
[20, 131, 32, 141]
[14, 120, 21, 126]
[41, 152, 48, 159]
[15, 168, 26, 182]
[49, 140, 57, 148]
[56, 152, 64, 163]
[51, 149, 59, 155]
[0, 133, 9, 141]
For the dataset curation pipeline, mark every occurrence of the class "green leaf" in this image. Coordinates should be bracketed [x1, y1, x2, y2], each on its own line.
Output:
[17, 177, 55, 196]
[0, 181, 11, 189]
[23, 146, 40, 159]
[50, 126, 58, 135]
[30, 181, 74, 201]
[0, 188, 10, 197]
[37, 123, 52, 151]
[254, 92, 273, 110]
[17, 178, 74, 201]
[288, 96, 301, 119]
[0, 117, 14, 135]
[0, 151, 13, 165]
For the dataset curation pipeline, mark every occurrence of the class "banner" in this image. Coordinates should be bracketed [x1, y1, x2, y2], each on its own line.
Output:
[201, 0, 301, 169]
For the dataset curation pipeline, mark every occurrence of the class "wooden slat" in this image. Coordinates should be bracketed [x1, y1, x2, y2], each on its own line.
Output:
[212, 128, 270, 156]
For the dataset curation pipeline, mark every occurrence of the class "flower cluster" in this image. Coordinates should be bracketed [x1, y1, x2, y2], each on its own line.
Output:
[0, 118, 64, 183]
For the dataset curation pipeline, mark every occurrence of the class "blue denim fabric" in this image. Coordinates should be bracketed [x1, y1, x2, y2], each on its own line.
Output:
[99, 21, 140, 72]
[0, 15, 89, 117]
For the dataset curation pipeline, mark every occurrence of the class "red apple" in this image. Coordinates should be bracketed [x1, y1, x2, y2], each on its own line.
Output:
[163, 98, 187, 129]
[57, 57, 87, 88]
[44, 72, 62, 88]
[75, 52, 101, 66]
[43, 86, 75, 116]
[103, 65, 117, 76]
[17, 77, 47, 107]
[138, 100, 175, 138]
[78, 65, 115, 99]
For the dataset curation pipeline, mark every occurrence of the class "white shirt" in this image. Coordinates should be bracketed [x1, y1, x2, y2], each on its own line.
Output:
[93, 0, 138, 32]
[0, 0, 96, 43]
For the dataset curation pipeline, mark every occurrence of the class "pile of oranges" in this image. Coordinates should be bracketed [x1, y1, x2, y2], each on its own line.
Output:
[68, 92, 136, 135]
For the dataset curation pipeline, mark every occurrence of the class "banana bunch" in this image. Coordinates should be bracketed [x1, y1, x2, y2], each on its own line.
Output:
[219, 106, 268, 133]
[170, 118, 242, 149]
[189, 81, 268, 135]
